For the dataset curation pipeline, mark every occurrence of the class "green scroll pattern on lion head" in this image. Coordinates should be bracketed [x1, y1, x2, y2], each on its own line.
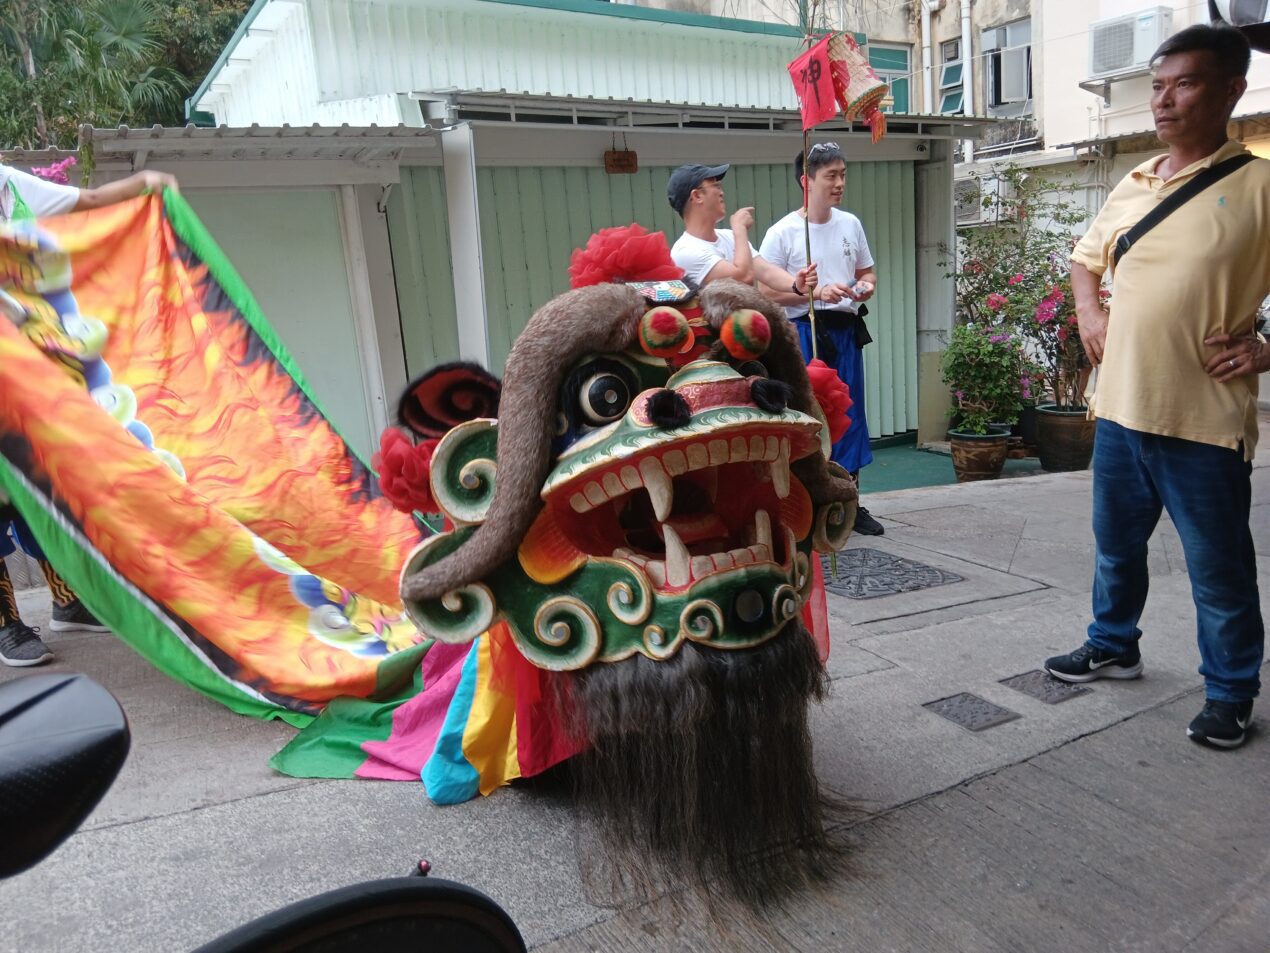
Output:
[398, 280, 858, 670]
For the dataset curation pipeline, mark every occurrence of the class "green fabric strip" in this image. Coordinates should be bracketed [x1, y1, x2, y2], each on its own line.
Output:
[270, 649, 428, 778]
[0, 458, 308, 727]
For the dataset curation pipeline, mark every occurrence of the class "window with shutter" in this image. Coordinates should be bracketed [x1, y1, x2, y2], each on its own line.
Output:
[982, 18, 1032, 114]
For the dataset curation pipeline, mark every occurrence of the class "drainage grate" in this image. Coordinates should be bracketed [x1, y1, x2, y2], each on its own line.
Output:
[999, 670, 1093, 704]
[820, 548, 964, 600]
[923, 692, 1021, 732]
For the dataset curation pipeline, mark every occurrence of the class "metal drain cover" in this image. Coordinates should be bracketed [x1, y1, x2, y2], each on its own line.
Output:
[923, 692, 1021, 732]
[1000, 670, 1093, 704]
[820, 548, 964, 600]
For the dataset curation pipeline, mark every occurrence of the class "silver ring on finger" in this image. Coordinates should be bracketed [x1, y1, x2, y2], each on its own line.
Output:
[1228, 359, 1237, 369]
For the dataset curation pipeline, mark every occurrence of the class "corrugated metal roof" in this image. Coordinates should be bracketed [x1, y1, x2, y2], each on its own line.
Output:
[1054, 108, 1270, 150]
[421, 89, 999, 138]
[0, 147, 78, 166]
[81, 123, 440, 162]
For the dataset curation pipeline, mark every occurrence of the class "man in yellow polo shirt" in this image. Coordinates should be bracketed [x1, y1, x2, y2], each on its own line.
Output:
[1043, 23, 1269, 750]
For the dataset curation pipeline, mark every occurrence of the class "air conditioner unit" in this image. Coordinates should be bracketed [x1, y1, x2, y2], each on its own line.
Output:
[954, 175, 1009, 227]
[1088, 7, 1174, 78]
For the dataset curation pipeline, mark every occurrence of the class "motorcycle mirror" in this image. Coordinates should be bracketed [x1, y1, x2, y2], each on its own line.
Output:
[0, 673, 130, 879]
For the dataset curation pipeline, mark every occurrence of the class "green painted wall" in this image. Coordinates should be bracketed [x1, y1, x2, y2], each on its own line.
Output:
[476, 161, 918, 436]
[184, 188, 375, 458]
[384, 167, 460, 379]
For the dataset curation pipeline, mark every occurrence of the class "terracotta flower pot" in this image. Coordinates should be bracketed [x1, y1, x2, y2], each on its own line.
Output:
[948, 428, 1010, 482]
[1036, 403, 1095, 471]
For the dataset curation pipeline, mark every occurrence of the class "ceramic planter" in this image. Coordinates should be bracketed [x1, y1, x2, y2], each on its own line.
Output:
[1036, 403, 1095, 471]
[948, 428, 1010, 482]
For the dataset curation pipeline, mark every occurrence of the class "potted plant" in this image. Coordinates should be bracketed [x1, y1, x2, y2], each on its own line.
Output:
[943, 166, 1095, 471]
[940, 323, 1026, 482]
[1023, 275, 1098, 471]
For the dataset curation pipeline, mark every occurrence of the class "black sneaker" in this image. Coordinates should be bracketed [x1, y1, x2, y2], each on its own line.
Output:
[1044, 643, 1143, 683]
[1187, 699, 1253, 749]
[0, 621, 54, 667]
[50, 599, 110, 634]
[853, 506, 885, 536]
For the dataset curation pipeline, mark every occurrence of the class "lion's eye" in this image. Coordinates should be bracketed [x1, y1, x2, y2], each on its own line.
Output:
[579, 373, 631, 425]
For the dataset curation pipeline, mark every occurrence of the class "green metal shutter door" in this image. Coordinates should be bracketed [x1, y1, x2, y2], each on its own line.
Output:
[475, 161, 916, 436]
[385, 166, 460, 378]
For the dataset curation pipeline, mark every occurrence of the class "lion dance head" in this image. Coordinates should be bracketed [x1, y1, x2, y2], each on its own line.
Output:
[391, 225, 858, 907]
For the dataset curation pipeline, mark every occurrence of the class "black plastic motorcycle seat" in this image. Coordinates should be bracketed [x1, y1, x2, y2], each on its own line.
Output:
[0, 673, 130, 878]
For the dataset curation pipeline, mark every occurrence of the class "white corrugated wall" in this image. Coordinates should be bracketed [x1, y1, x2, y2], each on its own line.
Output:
[304, 0, 803, 109]
[199, 0, 405, 127]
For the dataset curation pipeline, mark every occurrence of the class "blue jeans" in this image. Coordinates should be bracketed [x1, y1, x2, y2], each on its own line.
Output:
[1087, 420, 1263, 702]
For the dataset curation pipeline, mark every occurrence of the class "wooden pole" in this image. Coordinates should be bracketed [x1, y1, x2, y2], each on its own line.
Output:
[801, 0, 820, 360]
[802, 130, 817, 361]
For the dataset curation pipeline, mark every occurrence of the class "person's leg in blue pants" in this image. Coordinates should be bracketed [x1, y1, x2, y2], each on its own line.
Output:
[793, 319, 882, 534]
[1086, 420, 1163, 655]
[1050, 419, 1261, 745]
[1144, 433, 1262, 703]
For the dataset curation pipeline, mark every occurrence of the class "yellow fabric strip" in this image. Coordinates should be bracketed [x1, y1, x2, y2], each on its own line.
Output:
[461, 635, 522, 796]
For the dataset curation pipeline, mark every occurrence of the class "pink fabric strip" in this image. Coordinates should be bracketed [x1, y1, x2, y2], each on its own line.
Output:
[354, 640, 474, 781]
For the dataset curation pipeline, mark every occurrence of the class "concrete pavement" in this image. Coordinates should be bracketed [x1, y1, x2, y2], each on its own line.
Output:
[1, 448, 1267, 952]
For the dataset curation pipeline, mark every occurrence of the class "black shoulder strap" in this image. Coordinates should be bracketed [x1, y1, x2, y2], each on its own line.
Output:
[1113, 153, 1256, 267]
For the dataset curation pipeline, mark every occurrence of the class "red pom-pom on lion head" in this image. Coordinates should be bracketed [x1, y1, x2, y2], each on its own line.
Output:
[568, 224, 684, 288]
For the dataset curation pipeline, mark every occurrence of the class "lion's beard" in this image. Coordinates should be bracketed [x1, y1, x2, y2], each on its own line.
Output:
[550, 622, 847, 909]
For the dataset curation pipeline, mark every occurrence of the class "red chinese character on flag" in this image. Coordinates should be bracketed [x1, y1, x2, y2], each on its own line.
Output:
[787, 34, 838, 131]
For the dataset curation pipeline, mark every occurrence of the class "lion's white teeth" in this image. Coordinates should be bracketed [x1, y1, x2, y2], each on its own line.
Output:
[645, 560, 667, 588]
[640, 457, 673, 522]
[771, 440, 791, 499]
[754, 509, 773, 551]
[663, 523, 690, 587]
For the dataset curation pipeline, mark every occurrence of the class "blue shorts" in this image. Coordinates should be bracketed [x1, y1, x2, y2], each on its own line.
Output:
[792, 318, 872, 473]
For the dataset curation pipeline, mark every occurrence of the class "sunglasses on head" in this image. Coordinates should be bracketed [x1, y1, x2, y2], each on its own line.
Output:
[808, 141, 841, 157]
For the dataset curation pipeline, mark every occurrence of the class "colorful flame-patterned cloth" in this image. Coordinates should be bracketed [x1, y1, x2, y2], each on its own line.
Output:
[0, 193, 563, 801]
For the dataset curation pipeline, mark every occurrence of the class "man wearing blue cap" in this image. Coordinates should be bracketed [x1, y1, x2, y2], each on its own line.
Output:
[667, 163, 815, 295]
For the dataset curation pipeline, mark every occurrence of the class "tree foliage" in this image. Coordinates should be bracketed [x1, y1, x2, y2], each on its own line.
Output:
[0, 0, 250, 150]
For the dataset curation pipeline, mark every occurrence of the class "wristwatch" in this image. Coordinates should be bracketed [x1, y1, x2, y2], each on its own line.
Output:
[791, 280, 805, 296]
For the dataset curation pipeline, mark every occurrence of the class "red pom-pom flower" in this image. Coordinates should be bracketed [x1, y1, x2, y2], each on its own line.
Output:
[373, 428, 439, 514]
[805, 359, 852, 444]
[568, 224, 684, 288]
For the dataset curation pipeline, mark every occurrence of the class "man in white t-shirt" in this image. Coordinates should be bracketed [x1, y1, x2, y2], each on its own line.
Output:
[667, 163, 815, 295]
[759, 143, 884, 536]
[0, 162, 178, 667]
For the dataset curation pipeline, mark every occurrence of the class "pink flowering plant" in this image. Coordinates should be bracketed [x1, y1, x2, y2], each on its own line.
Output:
[943, 167, 1091, 410]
